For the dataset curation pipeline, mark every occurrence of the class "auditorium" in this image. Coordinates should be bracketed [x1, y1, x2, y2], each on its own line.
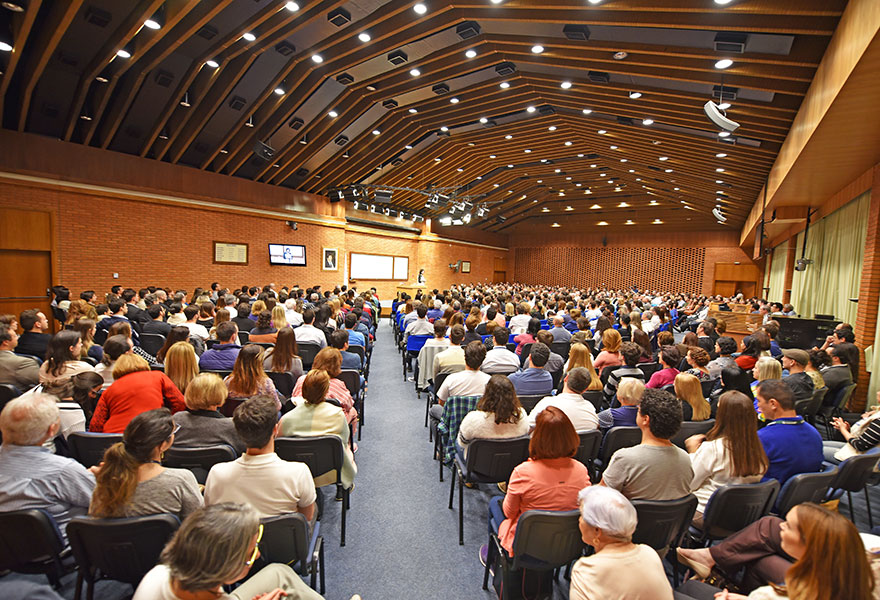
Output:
[1, 1, 880, 599]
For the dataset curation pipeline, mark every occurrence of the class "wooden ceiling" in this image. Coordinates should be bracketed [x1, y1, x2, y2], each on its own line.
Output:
[0, 0, 847, 233]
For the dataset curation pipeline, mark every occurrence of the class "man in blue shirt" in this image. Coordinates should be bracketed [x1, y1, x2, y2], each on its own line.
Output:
[343, 312, 366, 348]
[756, 379, 823, 486]
[508, 342, 553, 397]
[198, 322, 241, 370]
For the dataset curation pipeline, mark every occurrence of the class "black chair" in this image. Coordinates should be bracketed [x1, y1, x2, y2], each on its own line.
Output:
[0, 509, 72, 589]
[205, 339, 218, 350]
[827, 451, 880, 528]
[251, 342, 275, 350]
[599, 365, 619, 386]
[67, 514, 179, 600]
[93, 328, 107, 345]
[505, 342, 517, 353]
[550, 341, 570, 361]
[550, 368, 563, 391]
[517, 394, 544, 414]
[337, 370, 364, 441]
[275, 436, 352, 547]
[795, 386, 827, 425]
[238, 330, 250, 344]
[700, 379, 717, 399]
[203, 369, 233, 380]
[51, 305, 67, 325]
[632, 494, 698, 564]
[483, 509, 584, 600]
[162, 444, 237, 485]
[817, 383, 856, 437]
[426, 372, 451, 437]
[449, 436, 530, 545]
[260, 512, 324, 594]
[775, 464, 838, 517]
[298, 343, 322, 371]
[0, 383, 22, 410]
[638, 362, 661, 379]
[689, 480, 780, 545]
[595, 426, 641, 472]
[519, 343, 534, 368]
[576, 430, 602, 481]
[139, 333, 166, 357]
[267, 371, 296, 399]
[582, 389, 605, 411]
[670, 419, 716, 450]
[348, 345, 366, 371]
[67, 432, 123, 468]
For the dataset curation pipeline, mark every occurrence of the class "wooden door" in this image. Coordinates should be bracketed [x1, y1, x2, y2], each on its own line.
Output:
[493, 271, 506, 283]
[0, 250, 53, 331]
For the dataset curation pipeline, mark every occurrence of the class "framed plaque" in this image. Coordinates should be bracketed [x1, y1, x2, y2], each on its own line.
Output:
[213, 242, 249, 265]
[461, 260, 471, 273]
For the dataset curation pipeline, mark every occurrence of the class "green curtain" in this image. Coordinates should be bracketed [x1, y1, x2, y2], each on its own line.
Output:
[789, 191, 870, 324]
[869, 297, 880, 404]
[767, 241, 788, 303]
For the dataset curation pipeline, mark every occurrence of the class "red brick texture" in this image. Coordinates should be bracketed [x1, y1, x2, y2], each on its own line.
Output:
[853, 166, 880, 409]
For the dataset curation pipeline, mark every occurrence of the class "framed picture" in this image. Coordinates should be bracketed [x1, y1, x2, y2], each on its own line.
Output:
[213, 242, 249, 265]
[323, 248, 338, 271]
[461, 260, 471, 273]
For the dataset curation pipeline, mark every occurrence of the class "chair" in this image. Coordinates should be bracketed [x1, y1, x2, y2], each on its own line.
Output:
[550, 368, 563, 391]
[0, 509, 71, 588]
[638, 362, 661, 379]
[795, 387, 827, 425]
[162, 444, 237, 485]
[576, 430, 602, 480]
[450, 436, 530, 545]
[517, 394, 544, 414]
[595, 426, 641, 472]
[275, 436, 352, 547]
[337, 370, 365, 441]
[251, 342, 275, 350]
[518, 343, 534, 367]
[93, 328, 107, 345]
[139, 333, 166, 357]
[599, 365, 620, 386]
[51, 305, 67, 325]
[426, 371, 451, 435]
[505, 343, 517, 353]
[267, 371, 296, 399]
[402, 334, 431, 380]
[632, 494, 698, 570]
[582, 389, 605, 411]
[67, 432, 123, 468]
[348, 345, 366, 371]
[483, 509, 584, 600]
[205, 339, 218, 350]
[670, 419, 716, 450]
[260, 512, 324, 593]
[817, 383, 856, 437]
[689, 480, 780, 545]
[67, 514, 179, 600]
[700, 379, 717, 399]
[298, 343, 322, 371]
[826, 451, 880, 528]
[775, 464, 838, 517]
[238, 330, 250, 344]
[0, 383, 21, 407]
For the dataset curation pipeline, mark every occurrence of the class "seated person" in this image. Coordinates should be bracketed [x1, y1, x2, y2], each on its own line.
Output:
[430, 341, 491, 422]
[549, 315, 572, 342]
[39, 330, 95, 387]
[674, 373, 712, 422]
[94, 334, 133, 389]
[433, 324, 467, 379]
[291, 347, 356, 429]
[199, 322, 241, 371]
[645, 346, 680, 389]
[481, 327, 520, 374]
[601, 388, 694, 500]
[224, 345, 281, 411]
[133, 503, 325, 600]
[569, 486, 673, 600]
[248, 311, 278, 344]
[508, 343, 554, 397]
[593, 329, 624, 373]
[597, 377, 645, 431]
[0, 393, 96, 539]
[458, 375, 529, 458]
[403, 304, 433, 341]
[231, 304, 255, 333]
[179, 304, 210, 342]
[528, 367, 599, 432]
[602, 342, 645, 404]
[416, 319, 450, 389]
[329, 329, 362, 373]
[512, 317, 540, 355]
[205, 396, 316, 522]
[0, 323, 40, 389]
[89, 408, 202, 521]
[535, 329, 564, 375]
[172, 373, 246, 454]
[781, 348, 814, 405]
[756, 380, 823, 486]
[821, 342, 857, 402]
[16, 308, 51, 359]
[263, 326, 304, 384]
[707, 336, 738, 380]
[823, 394, 880, 464]
[684, 347, 712, 381]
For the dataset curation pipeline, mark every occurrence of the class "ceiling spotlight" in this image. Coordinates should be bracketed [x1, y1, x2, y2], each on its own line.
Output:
[372, 129, 381, 135]
[715, 59, 734, 69]
[597, 129, 606, 134]
[598, 221, 609, 226]
[220, 148, 229, 154]
[551, 222, 561, 227]
[499, 82, 510, 89]
[590, 204, 601, 209]
[625, 219, 635, 225]
[409, 68, 420, 76]
[718, 131, 731, 137]
[582, 108, 592, 115]
[653, 219, 663, 224]
[718, 102, 731, 110]
[613, 51, 628, 60]
[628, 91, 642, 99]
[205, 59, 219, 68]
[440, 126, 449, 131]
[311, 54, 323, 63]
[505, 135, 513, 139]
[274, 86, 285, 95]
[524, 149, 531, 153]
[716, 153, 728, 157]
[507, 164, 514, 168]
[285, 2, 300, 11]
[526, 106, 536, 113]
[618, 202, 630, 207]
[489, 155, 496, 159]
[179, 91, 191, 107]
[610, 145, 618, 150]
[642, 118, 654, 125]
[328, 110, 338, 118]
[158, 128, 168, 139]
[716, 167, 725, 172]
[79, 113, 92, 121]
[658, 156, 668, 161]
[358, 32, 371, 42]
[465, 49, 477, 58]
[245, 115, 254, 128]
[116, 47, 132, 59]
[408, 108, 417, 113]
[242, 32, 256, 42]
[479, 118, 488, 124]
[564, 141, 572, 146]
[405, 145, 413, 149]
[714, 0, 734, 4]
[144, 12, 163, 30]
[413, 3, 427, 14]
[560, 81, 572, 89]
[434, 157, 442, 162]
[531, 45, 544, 54]
[664, 168, 673, 172]
[1, 1, 26, 12]
[548, 126, 557, 131]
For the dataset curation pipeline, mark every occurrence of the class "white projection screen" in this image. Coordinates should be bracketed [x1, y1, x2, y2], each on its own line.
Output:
[349, 253, 408, 280]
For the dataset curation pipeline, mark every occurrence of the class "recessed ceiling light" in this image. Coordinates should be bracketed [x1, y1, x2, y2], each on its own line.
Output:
[716, 153, 728, 158]
[524, 149, 531, 153]
[366, 85, 376, 91]
[205, 59, 219, 68]
[590, 164, 597, 168]
[552, 222, 561, 227]
[242, 32, 256, 42]
[555, 168, 561, 173]
[718, 102, 732, 110]
[526, 106, 536, 113]
[450, 97, 459, 104]
[285, 2, 300, 11]
[716, 180, 724, 184]
[619, 202, 630, 207]
[493, 183, 500, 187]
[505, 135, 513, 139]
[408, 108, 417, 113]
[358, 32, 371, 42]
[479, 117, 488, 124]
[531, 45, 544, 54]
[716, 168, 725, 172]
[589, 0, 604, 4]
[673, 187, 680, 191]
[613, 51, 628, 60]
[489, 155, 496, 159]
[642, 118, 654, 125]
[468, 142, 475, 146]
[718, 131, 731, 137]
[220, 148, 228, 154]
[625, 220, 635, 225]
[590, 204, 601, 209]
[548, 126, 557, 131]
[507, 164, 514, 168]
[413, 3, 427, 14]
[665, 168, 673, 172]
[658, 156, 668, 161]
[542, 207, 550, 212]
[585, 189, 593, 194]
[457, 168, 464, 172]
[564, 141, 572, 146]
[465, 49, 477, 58]
[598, 221, 609, 226]
[537, 179, 543, 183]
[653, 219, 663, 224]
[434, 157, 441, 161]
[610, 145, 618, 150]
[311, 54, 323, 63]
[116, 48, 131, 59]
[372, 129, 381, 135]
[409, 68, 420, 76]
[566, 176, 572, 180]
[597, 129, 607, 134]
[328, 110, 338, 118]
[620, 158, 627, 162]
[715, 59, 734, 70]
[440, 126, 449, 132]
[499, 82, 510, 89]
[628, 91, 642, 99]
[582, 108, 592, 115]
[405, 145, 413, 149]
[560, 81, 572, 89]
[649, 200, 659, 206]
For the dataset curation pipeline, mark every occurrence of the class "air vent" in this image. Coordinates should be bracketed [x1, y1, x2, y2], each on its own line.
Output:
[616, 116, 635, 126]
[538, 106, 556, 115]
[56, 51, 79, 68]
[253, 140, 275, 160]
[327, 8, 351, 26]
[387, 50, 408, 65]
[334, 135, 349, 146]
[274, 41, 295, 56]
[456, 21, 481, 39]
[124, 125, 142, 138]
[41, 102, 60, 118]
[288, 117, 304, 130]
[382, 99, 398, 109]
[336, 72, 354, 85]
[228, 95, 246, 111]
[588, 71, 610, 83]
[714, 32, 748, 54]
[295, 168, 309, 177]
[154, 70, 174, 88]
[432, 83, 450, 95]
[194, 142, 209, 153]
[196, 24, 218, 40]
[563, 24, 590, 40]
[712, 85, 739, 101]
[495, 62, 516, 76]
[84, 6, 111, 28]
[391, 158, 404, 166]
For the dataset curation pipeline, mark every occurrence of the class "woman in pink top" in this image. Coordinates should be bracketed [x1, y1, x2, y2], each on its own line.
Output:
[592, 328, 624, 373]
[513, 318, 541, 355]
[646, 346, 681, 389]
[481, 406, 591, 565]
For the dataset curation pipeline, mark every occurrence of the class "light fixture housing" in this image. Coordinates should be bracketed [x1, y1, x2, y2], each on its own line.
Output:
[628, 91, 642, 99]
[531, 45, 544, 54]
[715, 58, 734, 69]
[413, 3, 427, 14]
[242, 32, 256, 42]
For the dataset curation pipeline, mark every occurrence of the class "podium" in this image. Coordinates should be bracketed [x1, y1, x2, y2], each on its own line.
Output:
[397, 283, 427, 297]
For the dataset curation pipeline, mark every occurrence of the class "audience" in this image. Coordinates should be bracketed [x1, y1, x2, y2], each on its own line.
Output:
[224, 345, 281, 412]
[433, 324, 466, 379]
[94, 334, 131, 388]
[806, 348, 829, 390]
[646, 346, 681, 389]
[291, 347, 356, 429]
[481, 327, 520, 374]
[232, 304, 255, 333]
[248, 311, 278, 344]
[684, 347, 712, 381]
[296, 308, 328, 348]
[602, 341, 645, 402]
[528, 367, 599, 432]
[593, 329, 623, 373]
[707, 336, 738, 379]
[513, 317, 540, 355]
[0, 323, 40, 389]
[823, 392, 880, 463]
[780, 348, 814, 405]
[822, 342, 857, 401]
[508, 342, 554, 397]
[143, 304, 172, 337]
[171, 373, 244, 453]
[264, 326, 304, 382]
[549, 315, 572, 342]
[457, 375, 528, 457]
[16, 309, 51, 359]
[199, 321, 241, 371]
[38, 329, 95, 386]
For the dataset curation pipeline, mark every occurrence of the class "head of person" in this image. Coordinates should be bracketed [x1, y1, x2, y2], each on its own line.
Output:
[834, 327, 856, 344]
[706, 391, 768, 477]
[616, 377, 645, 407]
[753, 355, 782, 382]
[721, 366, 754, 398]
[232, 395, 278, 449]
[492, 326, 510, 348]
[465, 315, 479, 333]
[416, 304, 428, 319]
[743, 331, 770, 356]
[477, 375, 523, 425]
[0, 392, 60, 446]
[312, 347, 342, 378]
[808, 348, 831, 371]
[185, 373, 228, 413]
[165, 341, 199, 394]
[108, 298, 125, 316]
[530, 406, 578, 460]
[567, 343, 594, 371]
[90, 408, 175, 517]
[446, 324, 464, 346]
[329, 328, 350, 351]
[829, 342, 860, 380]
[102, 334, 132, 365]
[563, 367, 592, 395]
[687, 347, 710, 370]
[20, 308, 48, 333]
[619, 342, 641, 368]
[526, 317, 541, 336]
[659, 346, 681, 370]
[112, 353, 150, 380]
[553, 315, 564, 328]
[212, 320, 236, 344]
[229, 344, 267, 395]
[271, 305, 287, 329]
[756, 378, 796, 420]
[631, 328, 651, 358]
[270, 327, 299, 369]
[254, 311, 272, 331]
[528, 342, 550, 369]
[602, 328, 622, 354]
[464, 340, 487, 370]
[45, 330, 84, 375]
[637, 388, 682, 440]
[656, 330, 674, 348]
[432, 318, 447, 339]
[183, 305, 200, 323]
[674, 373, 711, 421]
[577, 485, 638, 548]
[250, 300, 266, 317]
[302, 369, 331, 405]
[716, 336, 737, 357]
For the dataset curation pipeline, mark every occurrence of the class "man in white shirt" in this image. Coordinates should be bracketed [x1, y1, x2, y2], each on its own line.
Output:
[508, 303, 532, 334]
[294, 308, 327, 348]
[179, 305, 209, 341]
[585, 302, 602, 327]
[430, 342, 491, 420]
[204, 396, 316, 521]
[433, 324, 466, 380]
[404, 304, 433, 341]
[284, 298, 304, 327]
[528, 367, 599, 432]
[481, 327, 520, 374]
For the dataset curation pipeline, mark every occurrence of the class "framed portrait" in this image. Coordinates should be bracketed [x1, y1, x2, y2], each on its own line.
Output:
[461, 260, 471, 273]
[323, 247, 338, 271]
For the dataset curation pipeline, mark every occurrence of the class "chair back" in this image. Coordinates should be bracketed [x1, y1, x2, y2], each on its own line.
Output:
[337, 370, 361, 400]
[0, 383, 21, 407]
[297, 343, 322, 370]
[505, 343, 517, 354]
[550, 369, 563, 391]
[550, 341, 570, 361]
[50, 306, 66, 324]
[575, 430, 602, 471]
[509, 510, 584, 572]
[519, 343, 534, 367]
[632, 495, 698, 555]
[139, 333, 166, 357]
[251, 342, 275, 350]
[68, 432, 123, 468]
[67, 514, 179, 585]
[582, 390, 604, 411]
[829, 452, 880, 493]
[267, 371, 296, 399]
[776, 465, 838, 516]
[93, 328, 108, 345]
[517, 394, 544, 414]
[599, 426, 641, 465]
[432, 372, 451, 397]
[599, 365, 618, 385]
[464, 436, 530, 482]
[701, 480, 780, 540]
[348, 345, 365, 365]
[238, 330, 250, 344]
[406, 334, 431, 353]
[638, 362, 661, 379]
[833, 383, 857, 412]
[796, 387, 827, 422]
[163, 445, 237, 484]
[670, 419, 716, 450]
[259, 512, 312, 568]
[0, 509, 65, 574]
[700, 379, 717, 399]
[275, 435, 344, 484]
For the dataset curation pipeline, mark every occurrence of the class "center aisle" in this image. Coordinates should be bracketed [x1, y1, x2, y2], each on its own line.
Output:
[322, 318, 507, 600]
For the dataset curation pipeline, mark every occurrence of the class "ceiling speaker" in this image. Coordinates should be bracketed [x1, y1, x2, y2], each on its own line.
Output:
[704, 100, 740, 132]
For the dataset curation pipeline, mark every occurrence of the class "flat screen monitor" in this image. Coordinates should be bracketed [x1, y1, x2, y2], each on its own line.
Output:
[268, 244, 306, 266]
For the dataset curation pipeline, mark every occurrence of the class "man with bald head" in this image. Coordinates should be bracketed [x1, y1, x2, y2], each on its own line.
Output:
[549, 314, 571, 343]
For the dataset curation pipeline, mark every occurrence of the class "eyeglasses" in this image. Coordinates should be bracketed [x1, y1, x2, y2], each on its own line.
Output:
[245, 524, 264, 566]
[169, 424, 181, 439]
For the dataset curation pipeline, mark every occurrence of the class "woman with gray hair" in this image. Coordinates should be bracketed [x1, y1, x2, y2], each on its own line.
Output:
[133, 502, 327, 600]
[569, 486, 673, 600]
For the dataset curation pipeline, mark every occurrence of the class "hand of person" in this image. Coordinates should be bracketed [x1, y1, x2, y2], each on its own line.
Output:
[714, 590, 748, 600]
[88, 462, 104, 475]
[832, 417, 850, 432]
[250, 589, 288, 600]
[684, 434, 706, 453]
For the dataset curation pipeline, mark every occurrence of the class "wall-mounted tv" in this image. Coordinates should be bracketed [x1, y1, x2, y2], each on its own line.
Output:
[268, 244, 306, 266]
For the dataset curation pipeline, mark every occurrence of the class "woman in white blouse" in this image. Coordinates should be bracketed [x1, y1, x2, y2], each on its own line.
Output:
[685, 390, 769, 523]
[457, 375, 528, 458]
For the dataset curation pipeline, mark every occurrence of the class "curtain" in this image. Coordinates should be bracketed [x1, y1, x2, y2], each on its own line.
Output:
[767, 241, 788, 303]
[789, 192, 870, 324]
[869, 297, 880, 403]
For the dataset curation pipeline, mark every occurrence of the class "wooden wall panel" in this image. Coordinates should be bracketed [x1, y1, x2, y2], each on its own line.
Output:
[0, 207, 52, 251]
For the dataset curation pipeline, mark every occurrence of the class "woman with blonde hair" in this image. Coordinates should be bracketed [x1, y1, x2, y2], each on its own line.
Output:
[164, 341, 199, 395]
[674, 373, 711, 421]
[65, 299, 97, 326]
[271, 304, 289, 330]
[224, 344, 280, 411]
[563, 343, 602, 391]
[752, 356, 782, 416]
[172, 373, 244, 453]
[593, 328, 624, 373]
[249, 299, 267, 321]
[209, 308, 230, 340]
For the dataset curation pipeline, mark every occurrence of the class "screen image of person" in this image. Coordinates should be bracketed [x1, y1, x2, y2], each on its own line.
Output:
[270, 245, 304, 265]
